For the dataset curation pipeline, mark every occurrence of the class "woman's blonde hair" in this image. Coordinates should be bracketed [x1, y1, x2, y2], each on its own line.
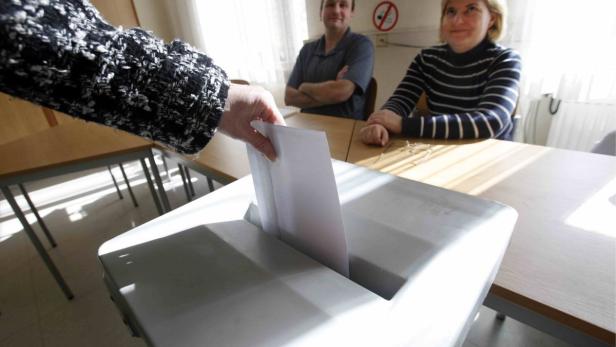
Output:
[439, 0, 507, 42]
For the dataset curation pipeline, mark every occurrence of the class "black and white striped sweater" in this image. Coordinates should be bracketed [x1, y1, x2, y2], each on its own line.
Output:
[0, 0, 229, 154]
[383, 40, 521, 139]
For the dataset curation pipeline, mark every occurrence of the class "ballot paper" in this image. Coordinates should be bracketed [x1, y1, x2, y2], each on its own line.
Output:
[246, 121, 349, 277]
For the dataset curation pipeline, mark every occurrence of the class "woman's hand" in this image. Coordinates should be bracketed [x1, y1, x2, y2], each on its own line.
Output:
[360, 123, 389, 146]
[219, 84, 285, 161]
[366, 109, 402, 134]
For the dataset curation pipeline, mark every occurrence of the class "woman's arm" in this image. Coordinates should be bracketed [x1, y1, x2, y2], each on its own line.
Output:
[382, 56, 426, 118]
[0, 0, 228, 154]
[401, 50, 522, 139]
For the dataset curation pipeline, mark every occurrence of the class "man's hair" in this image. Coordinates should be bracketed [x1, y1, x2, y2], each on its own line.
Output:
[320, 0, 356, 12]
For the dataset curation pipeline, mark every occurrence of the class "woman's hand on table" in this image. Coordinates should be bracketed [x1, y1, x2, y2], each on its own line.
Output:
[366, 109, 402, 134]
[360, 123, 390, 147]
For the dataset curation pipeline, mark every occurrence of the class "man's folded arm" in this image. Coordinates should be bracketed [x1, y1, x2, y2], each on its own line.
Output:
[298, 79, 356, 104]
[284, 86, 326, 109]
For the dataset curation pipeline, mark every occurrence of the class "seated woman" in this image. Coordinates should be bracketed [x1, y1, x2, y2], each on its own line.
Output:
[361, 0, 521, 146]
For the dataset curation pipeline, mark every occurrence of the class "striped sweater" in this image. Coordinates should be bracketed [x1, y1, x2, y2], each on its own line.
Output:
[383, 40, 521, 140]
[0, 0, 229, 154]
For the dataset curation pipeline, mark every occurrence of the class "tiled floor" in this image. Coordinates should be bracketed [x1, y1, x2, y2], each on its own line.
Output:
[0, 158, 574, 347]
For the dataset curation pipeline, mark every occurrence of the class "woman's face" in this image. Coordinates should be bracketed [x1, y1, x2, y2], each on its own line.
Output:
[441, 0, 495, 53]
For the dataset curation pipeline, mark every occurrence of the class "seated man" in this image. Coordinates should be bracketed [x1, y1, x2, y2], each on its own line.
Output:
[285, 0, 374, 120]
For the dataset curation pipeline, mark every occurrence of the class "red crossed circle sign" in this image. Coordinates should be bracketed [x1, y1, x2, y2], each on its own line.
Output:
[373, 1, 399, 32]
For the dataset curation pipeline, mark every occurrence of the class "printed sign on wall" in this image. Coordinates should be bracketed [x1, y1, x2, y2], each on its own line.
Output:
[373, 1, 399, 32]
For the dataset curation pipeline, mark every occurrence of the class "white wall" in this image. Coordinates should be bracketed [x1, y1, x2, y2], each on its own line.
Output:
[133, 0, 443, 108]
[305, 0, 442, 108]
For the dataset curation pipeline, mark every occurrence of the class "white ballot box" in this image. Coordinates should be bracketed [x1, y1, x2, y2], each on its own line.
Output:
[98, 160, 517, 347]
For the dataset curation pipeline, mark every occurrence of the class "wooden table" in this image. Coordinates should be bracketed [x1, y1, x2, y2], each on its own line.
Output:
[153, 114, 615, 345]
[0, 121, 170, 299]
[347, 122, 616, 346]
[162, 113, 358, 185]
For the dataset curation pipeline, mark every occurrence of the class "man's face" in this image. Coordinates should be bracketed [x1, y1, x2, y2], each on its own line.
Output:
[321, 0, 353, 32]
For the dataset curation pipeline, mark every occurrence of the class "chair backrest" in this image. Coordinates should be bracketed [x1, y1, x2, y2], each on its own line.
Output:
[230, 79, 250, 85]
[591, 130, 616, 156]
[416, 92, 429, 115]
[363, 77, 378, 120]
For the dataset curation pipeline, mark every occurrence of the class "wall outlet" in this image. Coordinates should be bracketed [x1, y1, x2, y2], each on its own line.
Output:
[376, 34, 388, 47]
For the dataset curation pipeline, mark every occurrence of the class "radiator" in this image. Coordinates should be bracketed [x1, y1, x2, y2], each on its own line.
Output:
[523, 95, 616, 152]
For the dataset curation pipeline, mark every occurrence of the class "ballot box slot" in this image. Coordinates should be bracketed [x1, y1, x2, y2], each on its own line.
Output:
[245, 203, 405, 300]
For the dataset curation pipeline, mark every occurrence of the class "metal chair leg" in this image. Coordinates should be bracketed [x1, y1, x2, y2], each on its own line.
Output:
[140, 159, 163, 216]
[161, 155, 171, 182]
[184, 166, 196, 197]
[119, 163, 138, 207]
[207, 177, 215, 192]
[2, 186, 73, 300]
[18, 184, 57, 248]
[108, 166, 123, 200]
[147, 152, 171, 212]
[177, 164, 192, 202]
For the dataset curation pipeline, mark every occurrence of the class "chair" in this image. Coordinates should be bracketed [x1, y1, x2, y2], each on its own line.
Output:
[363, 77, 378, 119]
[230, 79, 250, 85]
[416, 92, 429, 115]
[591, 130, 616, 156]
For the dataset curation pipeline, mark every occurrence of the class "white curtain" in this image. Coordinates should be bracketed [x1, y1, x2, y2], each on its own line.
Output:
[502, 0, 616, 115]
[158, 0, 308, 104]
[162, 0, 208, 50]
[197, 0, 308, 102]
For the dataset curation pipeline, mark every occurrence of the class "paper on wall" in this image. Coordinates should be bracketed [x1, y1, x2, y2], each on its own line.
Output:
[246, 121, 349, 277]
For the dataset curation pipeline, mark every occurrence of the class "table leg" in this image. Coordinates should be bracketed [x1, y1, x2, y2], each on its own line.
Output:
[18, 184, 57, 248]
[1, 186, 74, 300]
[147, 152, 171, 212]
[484, 292, 611, 347]
[108, 166, 124, 200]
[119, 163, 138, 207]
[140, 159, 163, 216]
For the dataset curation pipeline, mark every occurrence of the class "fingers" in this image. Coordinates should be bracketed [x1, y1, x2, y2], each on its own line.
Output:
[360, 125, 389, 147]
[366, 112, 401, 134]
[259, 104, 286, 126]
[245, 128, 277, 161]
[336, 65, 349, 80]
[252, 89, 286, 126]
[359, 127, 372, 145]
[378, 126, 389, 146]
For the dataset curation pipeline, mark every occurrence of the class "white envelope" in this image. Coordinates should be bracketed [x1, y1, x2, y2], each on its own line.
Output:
[247, 121, 349, 277]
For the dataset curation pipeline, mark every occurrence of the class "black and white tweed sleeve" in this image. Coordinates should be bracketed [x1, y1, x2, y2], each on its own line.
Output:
[0, 0, 229, 154]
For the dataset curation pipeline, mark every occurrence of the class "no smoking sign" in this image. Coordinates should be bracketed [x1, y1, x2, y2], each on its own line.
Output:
[373, 1, 399, 32]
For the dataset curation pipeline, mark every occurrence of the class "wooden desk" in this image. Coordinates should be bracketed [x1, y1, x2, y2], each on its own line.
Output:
[0, 121, 170, 299]
[164, 113, 358, 185]
[348, 122, 616, 346]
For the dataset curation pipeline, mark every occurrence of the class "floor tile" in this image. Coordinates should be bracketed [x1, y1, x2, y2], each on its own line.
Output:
[0, 322, 43, 347]
[0, 264, 38, 341]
